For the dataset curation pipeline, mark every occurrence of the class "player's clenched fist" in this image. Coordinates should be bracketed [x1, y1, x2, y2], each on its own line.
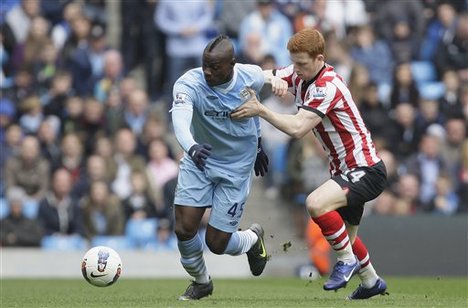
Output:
[269, 76, 288, 97]
[188, 143, 212, 171]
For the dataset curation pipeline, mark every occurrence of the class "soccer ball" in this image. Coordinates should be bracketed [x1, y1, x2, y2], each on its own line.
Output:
[81, 246, 122, 287]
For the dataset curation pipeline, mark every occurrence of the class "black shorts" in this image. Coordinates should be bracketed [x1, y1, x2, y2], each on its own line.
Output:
[332, 160, 387, 225]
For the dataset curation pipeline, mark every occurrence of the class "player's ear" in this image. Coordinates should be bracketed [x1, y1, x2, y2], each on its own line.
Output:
[231, 57, 236, 66]
[317, 54, 325, 61]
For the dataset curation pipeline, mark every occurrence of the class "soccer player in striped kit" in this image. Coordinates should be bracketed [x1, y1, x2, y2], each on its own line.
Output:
[231, 28, 388, 300]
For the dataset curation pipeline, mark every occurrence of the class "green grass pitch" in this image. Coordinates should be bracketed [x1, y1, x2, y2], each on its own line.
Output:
[1, 277, 466, 307]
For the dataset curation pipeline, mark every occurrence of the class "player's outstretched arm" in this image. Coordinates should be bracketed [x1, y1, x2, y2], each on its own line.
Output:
[263, 70, 288, 97]
[231, 89, 321, 139]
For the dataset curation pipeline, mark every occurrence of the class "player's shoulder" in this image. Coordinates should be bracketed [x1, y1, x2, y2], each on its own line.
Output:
[235, 63, 262, 75]
[176, 67, 204, 85]
[315, 65, 340, 88]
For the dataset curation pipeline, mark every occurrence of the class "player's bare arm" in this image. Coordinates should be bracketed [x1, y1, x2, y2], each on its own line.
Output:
[263, 70, 288, 97]
[231, 89, 321, 139]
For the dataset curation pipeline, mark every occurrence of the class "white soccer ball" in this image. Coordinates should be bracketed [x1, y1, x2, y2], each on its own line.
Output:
[81, 246, 122, 287]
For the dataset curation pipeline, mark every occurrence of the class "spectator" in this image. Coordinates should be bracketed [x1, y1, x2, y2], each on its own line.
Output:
[155, 0, 214, 99]
[137, 115, 182, 161]
[0, 186, 43, 247]
[350, 25, 394, 99]
[42, 70, 74, 119]
[67, 22, 108, 96]
[123, 89, 148, 136]
[5, 0, 41, 44]
[441, 117, 465, 191]
[347, 63, 370, 107]
[439, 70, 463, 119]
[37, 115, 61, 167]
[81, 97, 105, 154]
[388, 17, 420, 63]
[390, 62, 420, 109]
[122, 171, 157, 222]
[61, 96, 85, 136]
[93, 135, 115, 181]
[81, 180, 124, 239]
[71, 154, 108, 200]
[110, 128, 146, 200]
[430, 174, 459, 215]
[359, 82, 392, 140]
[217, 0, 256, 41]
[239, 0, 292, 67]
[420, 2, 458, 61]
[0, 124, 22, 195]
[145, 138, 178, 211]
[51, 2, 83, 50]
[435, 12, 468, 79]
[37, 168, 85, 236]
[403, 133, 448, 211]
[34, 41, 59, 93]
[61, 13, 91, 66]
[53, 133, 84, 183]
[393, 173, 421, 215]
[19, 96, 43, 134]
[373, 0, 425, 47]
[5, 135, 49, 201]
[11, 16, 51, 71]
[0, 98, 16, 143]
[387, 103, 423, 159]
[94, 49, 123, 103]
[153, 218, 177, 251]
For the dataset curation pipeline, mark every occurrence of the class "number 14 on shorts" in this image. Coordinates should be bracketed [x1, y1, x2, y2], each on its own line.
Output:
[344, 170, 366, 183]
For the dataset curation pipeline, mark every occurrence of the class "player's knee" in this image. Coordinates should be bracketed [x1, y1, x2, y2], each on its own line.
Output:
[174, 224, 197, 241]
[306, 193, 325, 217]
[205, 238, 227, 255]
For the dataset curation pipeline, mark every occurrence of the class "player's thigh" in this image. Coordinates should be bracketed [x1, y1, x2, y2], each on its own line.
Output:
[209, 173, 252, 234]
[306, 179, 347, 217]
[174, 160, 213, 207]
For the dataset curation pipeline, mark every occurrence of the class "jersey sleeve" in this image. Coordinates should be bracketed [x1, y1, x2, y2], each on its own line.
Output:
[273, 64, 295, 89]
[170, 80, 195, 113]
[300, 81, 338, 118]
[241, 64, 265, 93]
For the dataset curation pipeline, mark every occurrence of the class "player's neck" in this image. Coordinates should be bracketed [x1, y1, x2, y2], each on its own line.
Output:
[305, 63, 326, 83]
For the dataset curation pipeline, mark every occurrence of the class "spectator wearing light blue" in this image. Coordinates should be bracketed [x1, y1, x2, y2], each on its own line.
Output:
[239, 0, 292, 67]
[155, 0, 215, 100]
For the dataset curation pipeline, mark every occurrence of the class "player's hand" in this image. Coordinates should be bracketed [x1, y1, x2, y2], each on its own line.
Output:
[231, 88, 262, 120]
[270, 76, 288, 97]
[254, 137, 269, 176]
[188, 143, 212, 171]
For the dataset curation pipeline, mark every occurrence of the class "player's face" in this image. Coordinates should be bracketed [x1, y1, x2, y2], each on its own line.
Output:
[202, 52, 234, 87]
[290, 52, 324, 82]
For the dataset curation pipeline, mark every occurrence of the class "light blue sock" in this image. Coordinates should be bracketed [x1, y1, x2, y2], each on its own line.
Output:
[178, 234, 210, 283]
[223, 229, 258, 256]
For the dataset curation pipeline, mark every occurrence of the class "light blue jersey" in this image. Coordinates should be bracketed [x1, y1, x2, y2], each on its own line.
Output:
[172, 63, 264, 175]
[170, 63, 265, 232]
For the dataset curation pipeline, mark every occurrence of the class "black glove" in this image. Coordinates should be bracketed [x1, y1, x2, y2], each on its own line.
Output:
[188, 143, 212, 171]
[254, 137, 269, 176]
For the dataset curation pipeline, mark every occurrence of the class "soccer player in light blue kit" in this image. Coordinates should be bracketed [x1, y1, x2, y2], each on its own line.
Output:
[170, 35, 288, 300]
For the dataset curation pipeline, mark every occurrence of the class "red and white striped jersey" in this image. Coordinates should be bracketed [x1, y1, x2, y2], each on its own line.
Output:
[274, 64, 381, 175]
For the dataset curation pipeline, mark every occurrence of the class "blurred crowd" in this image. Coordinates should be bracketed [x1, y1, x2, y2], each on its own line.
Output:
[0, 0, 466, 249]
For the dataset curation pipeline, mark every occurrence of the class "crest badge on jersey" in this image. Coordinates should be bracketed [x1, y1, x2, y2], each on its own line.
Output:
[174, 93, 189, 105]
[239, 87, 253, 102]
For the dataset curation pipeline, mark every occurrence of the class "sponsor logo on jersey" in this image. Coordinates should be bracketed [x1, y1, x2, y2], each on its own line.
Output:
[204, 110, 230, 119]
[312, 87, 326, 98]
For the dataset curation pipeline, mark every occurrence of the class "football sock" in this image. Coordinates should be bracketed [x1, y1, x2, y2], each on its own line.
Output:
[178, 234, 210, 284]
[223, 229, 258, 256]
[352, 236, 379, 288]
[312, 211, 355, 264]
